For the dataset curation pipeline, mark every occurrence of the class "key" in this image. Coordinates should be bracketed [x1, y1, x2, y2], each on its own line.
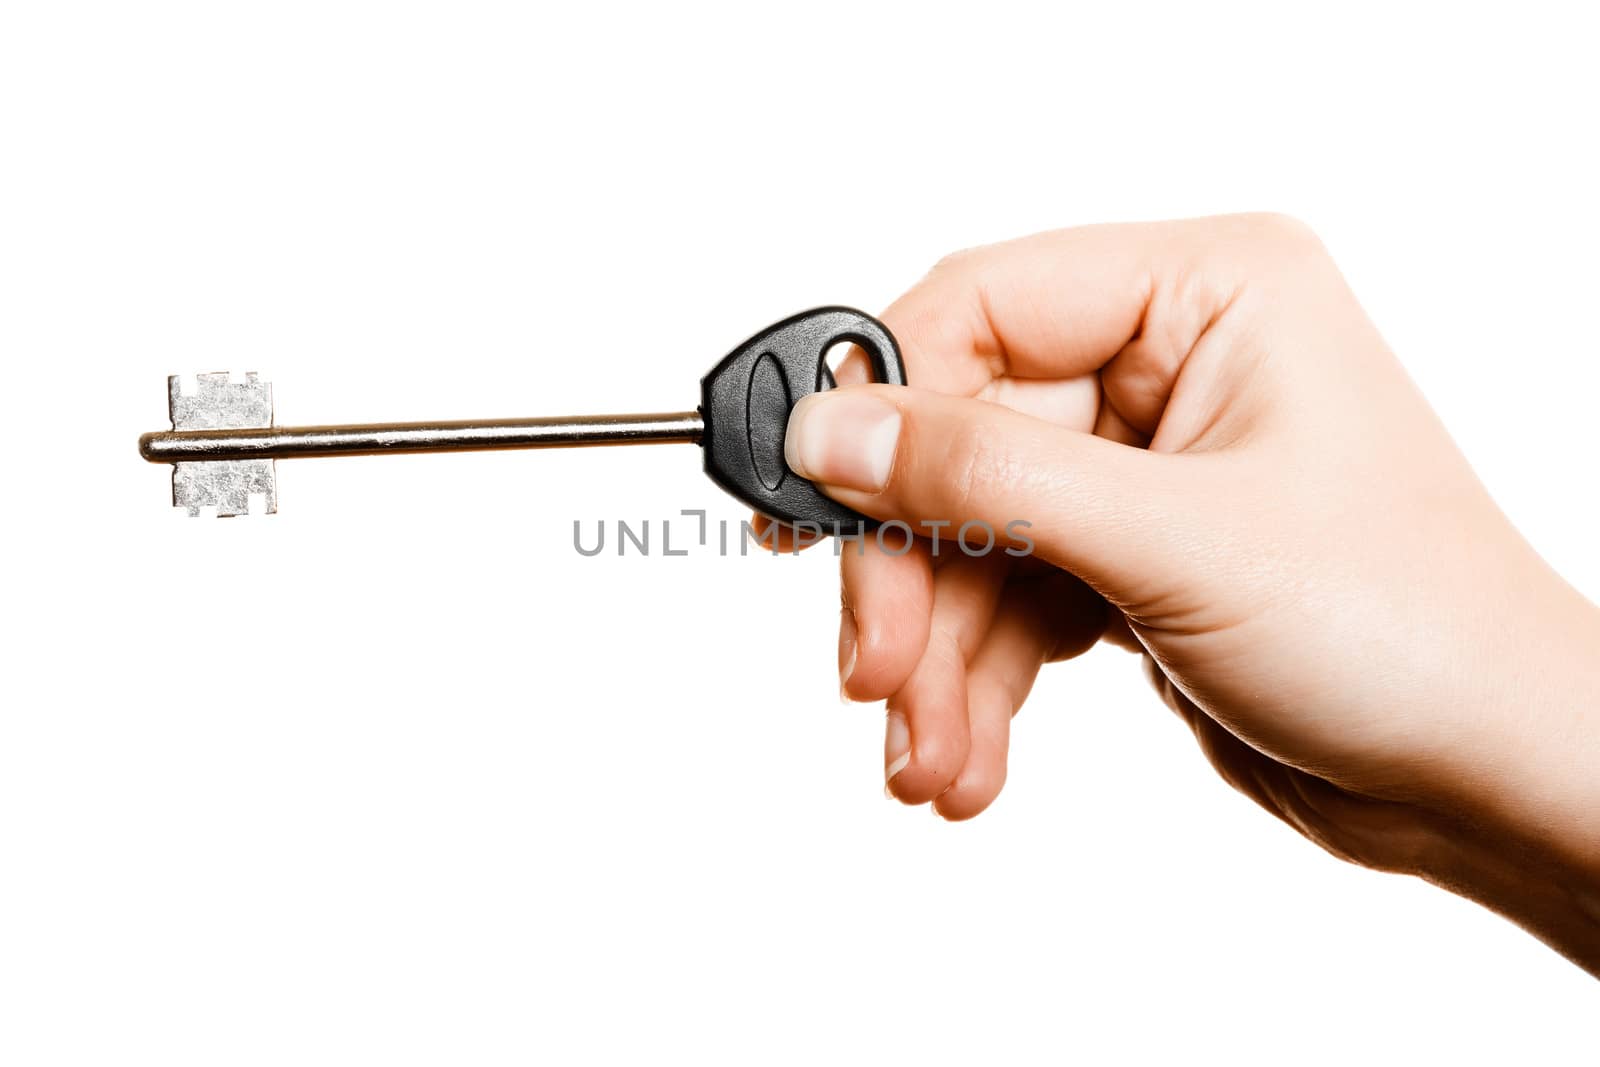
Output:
[139, 307, 907, 529]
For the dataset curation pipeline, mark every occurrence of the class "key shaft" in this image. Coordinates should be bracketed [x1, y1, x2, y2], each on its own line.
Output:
[140, 411, 705, 463]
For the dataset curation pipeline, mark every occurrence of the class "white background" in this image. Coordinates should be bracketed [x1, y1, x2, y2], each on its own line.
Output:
[2, 1, 1597, 1062]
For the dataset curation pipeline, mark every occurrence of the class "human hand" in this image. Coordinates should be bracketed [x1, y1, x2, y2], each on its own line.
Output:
[776, 215, 1600, 970]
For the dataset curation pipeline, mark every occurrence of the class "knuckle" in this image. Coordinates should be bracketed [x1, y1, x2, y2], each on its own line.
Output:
[1244, 212, 1329, 267]
[1188, 213, 1332, 300]
[1245, 210, 1318, 245]
[929, 244, 982, 277]
[926, 241, 1007, 291]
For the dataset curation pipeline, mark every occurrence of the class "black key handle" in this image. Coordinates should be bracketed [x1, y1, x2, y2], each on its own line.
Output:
[700, 307, 907, 530]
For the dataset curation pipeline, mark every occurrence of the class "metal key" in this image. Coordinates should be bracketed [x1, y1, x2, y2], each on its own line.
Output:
[139, 307, 906, 529]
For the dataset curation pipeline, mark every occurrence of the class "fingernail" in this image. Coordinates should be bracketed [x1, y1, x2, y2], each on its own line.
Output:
[838, 606, 858, 700]
[884, 711, 911, 788]
[785, 392, 901, 492]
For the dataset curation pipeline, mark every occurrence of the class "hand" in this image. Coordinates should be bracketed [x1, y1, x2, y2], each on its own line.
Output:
[776, 215, 1600, 971]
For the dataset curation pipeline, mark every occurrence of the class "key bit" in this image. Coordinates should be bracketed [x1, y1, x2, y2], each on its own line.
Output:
[139, 307, 906, 527]
[167, 372, 278, 516]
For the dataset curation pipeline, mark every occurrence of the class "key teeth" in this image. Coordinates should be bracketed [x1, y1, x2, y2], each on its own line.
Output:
[169, 371, 274, 431]
[172, 459, 278, 518]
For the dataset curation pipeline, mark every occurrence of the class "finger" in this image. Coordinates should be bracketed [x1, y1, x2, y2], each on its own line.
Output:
[1098, 610, 1144, 654]
[745, 332, 933, 554]
[885, 216, 1297, 397]
[839, 525, 932, 702]
[744, 513, 835, 554]
[884, 550, 1008, 805]
[828, 222, 1156, 704]
[836, 222, 1177, 399]
[785, 384, 1209, 604]
[933, 571, 1108, 820]
[764, 337, 897, 553]
[830, 343, 875, 387]
[977, 374, 1101, 429]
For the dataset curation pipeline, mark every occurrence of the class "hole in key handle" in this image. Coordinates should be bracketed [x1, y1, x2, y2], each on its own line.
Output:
[699, 306, 907, 531]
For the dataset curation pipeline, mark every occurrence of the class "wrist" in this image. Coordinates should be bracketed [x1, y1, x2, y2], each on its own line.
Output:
[1416, 580, 1600, 972]
[1480, 582, 1600, 872]
[1411, 800, 1600, 975]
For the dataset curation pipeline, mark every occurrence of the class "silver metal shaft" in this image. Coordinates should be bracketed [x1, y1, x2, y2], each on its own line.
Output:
[140, 410, 705, 462]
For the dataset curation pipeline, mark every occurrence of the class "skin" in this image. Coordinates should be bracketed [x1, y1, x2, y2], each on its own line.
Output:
[764, 215, 1600, 974]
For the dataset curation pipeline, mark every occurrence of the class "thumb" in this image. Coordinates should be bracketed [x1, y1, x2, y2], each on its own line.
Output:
[784, 384, 1202, 601]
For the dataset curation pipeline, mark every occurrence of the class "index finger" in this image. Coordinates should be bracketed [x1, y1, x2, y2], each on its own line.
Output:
[843, 215, 1296, 410]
